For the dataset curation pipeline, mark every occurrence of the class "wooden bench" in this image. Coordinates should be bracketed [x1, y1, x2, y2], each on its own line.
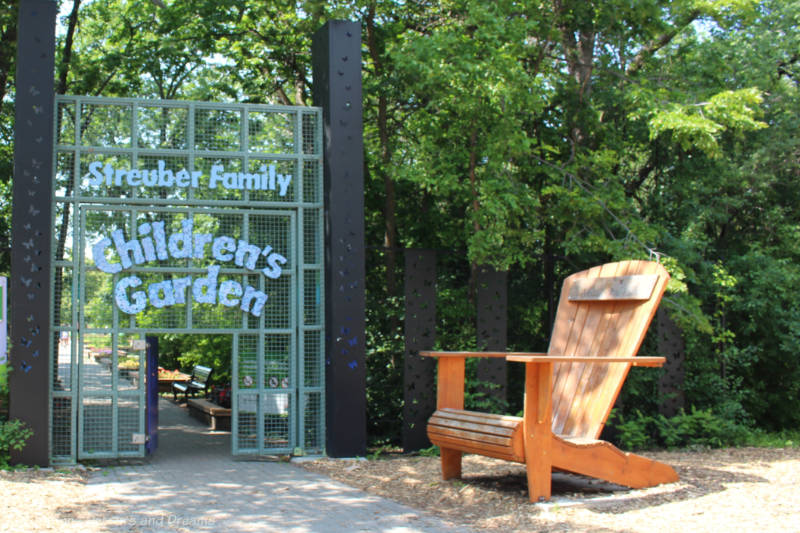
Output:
[172, 365, 213, 402]
[187, 398, 231, 431]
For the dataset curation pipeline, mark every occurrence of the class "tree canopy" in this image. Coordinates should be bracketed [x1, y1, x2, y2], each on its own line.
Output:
[2, 0, 799, 441]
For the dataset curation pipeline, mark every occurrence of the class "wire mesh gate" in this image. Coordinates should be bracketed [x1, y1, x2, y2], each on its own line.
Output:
[50, 96, 324, 462]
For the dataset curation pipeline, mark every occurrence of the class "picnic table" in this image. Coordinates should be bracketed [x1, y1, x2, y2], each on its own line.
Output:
[158, 369, 190, 393]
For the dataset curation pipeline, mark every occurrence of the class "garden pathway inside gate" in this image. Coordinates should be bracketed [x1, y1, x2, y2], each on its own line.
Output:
[84, 398, 471, 533]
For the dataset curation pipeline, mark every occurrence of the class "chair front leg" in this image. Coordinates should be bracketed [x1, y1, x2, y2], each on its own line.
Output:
[523, 361, 553, 502]
[436, 356, 465, 479]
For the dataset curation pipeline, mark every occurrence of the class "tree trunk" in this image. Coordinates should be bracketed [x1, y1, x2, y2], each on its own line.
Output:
[366, 9, 398, 299]
[56, 0, 81, 95]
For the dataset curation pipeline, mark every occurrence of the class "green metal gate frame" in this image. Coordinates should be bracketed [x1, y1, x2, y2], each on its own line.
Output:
[50, 96, 324, 462]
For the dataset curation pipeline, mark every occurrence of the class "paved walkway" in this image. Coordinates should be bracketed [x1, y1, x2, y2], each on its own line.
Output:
[85, 398, 471, 533]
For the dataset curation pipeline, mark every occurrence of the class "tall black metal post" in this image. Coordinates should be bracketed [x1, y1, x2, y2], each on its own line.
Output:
[312, 21, 366, 457]
[476, 265, 508, 404]
[402, 250, 436, 451]
[10, 0, 57, 466]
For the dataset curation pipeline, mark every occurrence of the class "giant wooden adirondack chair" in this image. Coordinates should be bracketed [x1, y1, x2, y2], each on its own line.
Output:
[421, 260, 679, 502]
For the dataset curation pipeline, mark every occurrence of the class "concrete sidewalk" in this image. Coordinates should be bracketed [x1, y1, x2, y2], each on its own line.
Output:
[85, 398, 472, 533]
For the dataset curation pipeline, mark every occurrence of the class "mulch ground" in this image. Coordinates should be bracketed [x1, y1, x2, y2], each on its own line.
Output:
[1, 447, 798, 532]
[298, 447, 800, 532]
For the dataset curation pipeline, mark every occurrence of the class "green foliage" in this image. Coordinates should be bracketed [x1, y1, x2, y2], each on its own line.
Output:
[0, 364, 8, 420]
[609, 407, 750, 450]
[417, 445, 440, 457]
[364, 292, 404, 446]
[2, 0, 800, 452]
[0, 419, 33, 468]
[158, 335, 232, 386]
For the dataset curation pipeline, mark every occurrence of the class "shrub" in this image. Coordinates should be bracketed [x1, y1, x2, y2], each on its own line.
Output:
[0, 419, 33, 467]
[608, 407, 750, 450]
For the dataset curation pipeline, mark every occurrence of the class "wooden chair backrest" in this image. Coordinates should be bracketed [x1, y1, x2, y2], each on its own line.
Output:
[549, 260, 669, 439]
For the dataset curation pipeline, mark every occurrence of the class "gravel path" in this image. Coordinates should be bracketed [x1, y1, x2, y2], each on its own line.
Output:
[1, 399, 470, 533]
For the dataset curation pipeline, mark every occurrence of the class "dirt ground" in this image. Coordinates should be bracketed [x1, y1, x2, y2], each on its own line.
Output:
[298, 447, 800, 532]
[1, 447, 798, 532]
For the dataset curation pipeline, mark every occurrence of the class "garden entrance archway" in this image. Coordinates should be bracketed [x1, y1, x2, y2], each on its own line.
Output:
[50, 96, 324, 462]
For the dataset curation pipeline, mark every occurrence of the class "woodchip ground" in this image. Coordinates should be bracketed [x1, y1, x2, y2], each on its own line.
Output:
[1, 447, 798, 532]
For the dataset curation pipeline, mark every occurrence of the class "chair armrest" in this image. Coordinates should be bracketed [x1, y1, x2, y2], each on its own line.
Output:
[421, 351, 514, 409]
[506, 354, 666, 367]
[420, 351, 511, 358]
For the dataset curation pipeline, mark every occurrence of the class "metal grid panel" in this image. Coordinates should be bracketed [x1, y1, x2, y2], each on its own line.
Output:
[246, 159, 297, 203]
[137, 105, 189, 150]
[194, 108, 241, 152]
[117, 333, 144, 392]
[238, 334, 258, 391]
[193, 156, 245, 202]
[53, 268, 72, 327]
[248, 213, 293, 271]
[54, 152, 75, 197]
[236, 392, 259, 452]
[117, 395, 143, 453]
[81, 396, 114, 455]
[131, 272, 189, 330]
[303, 330, 322, 388]
[248, 111, 295, 154]
[56, 101, 76, 145]
[52, 95, 324, 462]
[303, 209, 321, 264]
[78, 151, 135, 199]
[303, 392, 322, 451]
[303, 270, 322, 325]
[134, 154, 192, 202]
[263, 393, 291, 451]
[302, 160, 320, 204]
[79, 102, 132, 148]
[301, 112, 320, 155]
[53, 330, 73, 391]
[51, 396, 74, 459]
[81, 341, 114, 392]
[264, 333, 291, 389]
[263, 275, 291, 329]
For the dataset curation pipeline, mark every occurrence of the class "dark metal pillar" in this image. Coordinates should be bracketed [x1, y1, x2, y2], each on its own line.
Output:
[402, 250, 436, 452]
[476, 265, 508, 405]
[9, 0, 57, 466]
[657, 309, 686, 417]
[312, 21, 366, 457]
